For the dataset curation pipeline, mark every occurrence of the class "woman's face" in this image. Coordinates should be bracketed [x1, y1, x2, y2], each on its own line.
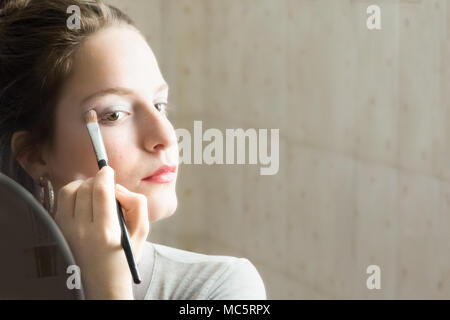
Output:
[44, 25, 178, 222]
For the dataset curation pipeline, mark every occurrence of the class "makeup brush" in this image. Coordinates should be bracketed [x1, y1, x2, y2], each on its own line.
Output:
[84, 109, 142, 285]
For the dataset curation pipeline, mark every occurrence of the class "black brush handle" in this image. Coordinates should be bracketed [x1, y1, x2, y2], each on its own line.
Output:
[98, 160, 141, 284]
[116, 200, 142, 284]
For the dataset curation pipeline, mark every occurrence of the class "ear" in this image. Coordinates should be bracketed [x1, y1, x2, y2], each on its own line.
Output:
[10, 130, 50, 181]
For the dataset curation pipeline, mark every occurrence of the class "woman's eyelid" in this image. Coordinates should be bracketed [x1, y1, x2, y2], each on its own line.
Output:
[103, 103, 131, 111]
[98, 94, 168, 113]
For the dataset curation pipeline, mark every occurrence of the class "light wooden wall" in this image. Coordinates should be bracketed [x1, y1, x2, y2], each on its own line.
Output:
[106, 0, 450, 299]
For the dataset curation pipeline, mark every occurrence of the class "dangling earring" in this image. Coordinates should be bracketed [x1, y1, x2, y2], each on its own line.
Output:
[38, 174, 55, 218]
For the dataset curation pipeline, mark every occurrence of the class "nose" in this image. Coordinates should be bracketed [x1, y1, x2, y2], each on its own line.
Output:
[141, 105, 177, 153]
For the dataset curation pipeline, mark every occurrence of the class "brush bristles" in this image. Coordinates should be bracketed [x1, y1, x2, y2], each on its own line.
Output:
[84, 109, 98, 124]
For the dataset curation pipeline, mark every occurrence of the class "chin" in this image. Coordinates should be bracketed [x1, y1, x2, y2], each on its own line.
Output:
[147, 192, 178, 222]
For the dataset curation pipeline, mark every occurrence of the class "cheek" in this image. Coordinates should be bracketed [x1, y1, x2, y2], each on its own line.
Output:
[169, 145, 179, 164]
[100, 123, 135, 153]
[99, 130, 140, 186]
[166, 127, 179, 162]
[101, 132, 136, 167]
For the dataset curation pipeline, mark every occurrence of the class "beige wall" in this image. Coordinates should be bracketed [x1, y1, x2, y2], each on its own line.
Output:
[106, 0, 450, 299]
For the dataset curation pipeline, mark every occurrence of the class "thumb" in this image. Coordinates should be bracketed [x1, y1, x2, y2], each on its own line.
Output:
[115, 184, 150, 240]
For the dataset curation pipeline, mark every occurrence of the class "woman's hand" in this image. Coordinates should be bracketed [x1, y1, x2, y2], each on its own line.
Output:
[54, 166, 150, 300]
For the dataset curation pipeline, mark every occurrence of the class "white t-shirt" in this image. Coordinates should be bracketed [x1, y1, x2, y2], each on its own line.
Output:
[132, 241, 267, 300]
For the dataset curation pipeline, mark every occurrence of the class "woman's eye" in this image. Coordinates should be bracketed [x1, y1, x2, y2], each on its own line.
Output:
[102, 111, 127, 122]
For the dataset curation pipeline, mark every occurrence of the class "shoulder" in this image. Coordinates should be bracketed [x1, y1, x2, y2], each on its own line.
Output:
[152, 242, 236, 264]
[206, 256, 267, 300]
[146, 242, 266, 300]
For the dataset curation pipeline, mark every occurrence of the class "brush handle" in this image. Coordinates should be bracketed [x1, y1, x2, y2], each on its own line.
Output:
[116, 200, 142, 284]
[98, 161, 141, 285]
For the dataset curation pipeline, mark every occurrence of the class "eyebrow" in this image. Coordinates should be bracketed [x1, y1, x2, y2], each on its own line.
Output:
[81, 83, 169, 105]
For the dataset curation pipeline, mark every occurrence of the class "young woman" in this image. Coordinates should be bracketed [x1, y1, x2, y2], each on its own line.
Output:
[0, 0, 266, 299]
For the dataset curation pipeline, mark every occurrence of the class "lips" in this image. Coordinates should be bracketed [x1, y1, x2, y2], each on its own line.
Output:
[142, 164, 177, 184]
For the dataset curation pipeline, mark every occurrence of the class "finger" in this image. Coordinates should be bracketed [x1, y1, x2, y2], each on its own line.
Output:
[115, 184, 150, 240]
[73, 177, 94, 224]
[54, 180, 83, 228]
[92, 166, 118, 230]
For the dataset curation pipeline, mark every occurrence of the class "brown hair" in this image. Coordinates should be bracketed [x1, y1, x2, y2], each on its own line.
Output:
[0, 0, 135, 197]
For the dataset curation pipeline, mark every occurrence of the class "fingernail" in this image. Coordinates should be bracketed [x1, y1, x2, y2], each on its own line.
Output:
[102, 166, 114, 175]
